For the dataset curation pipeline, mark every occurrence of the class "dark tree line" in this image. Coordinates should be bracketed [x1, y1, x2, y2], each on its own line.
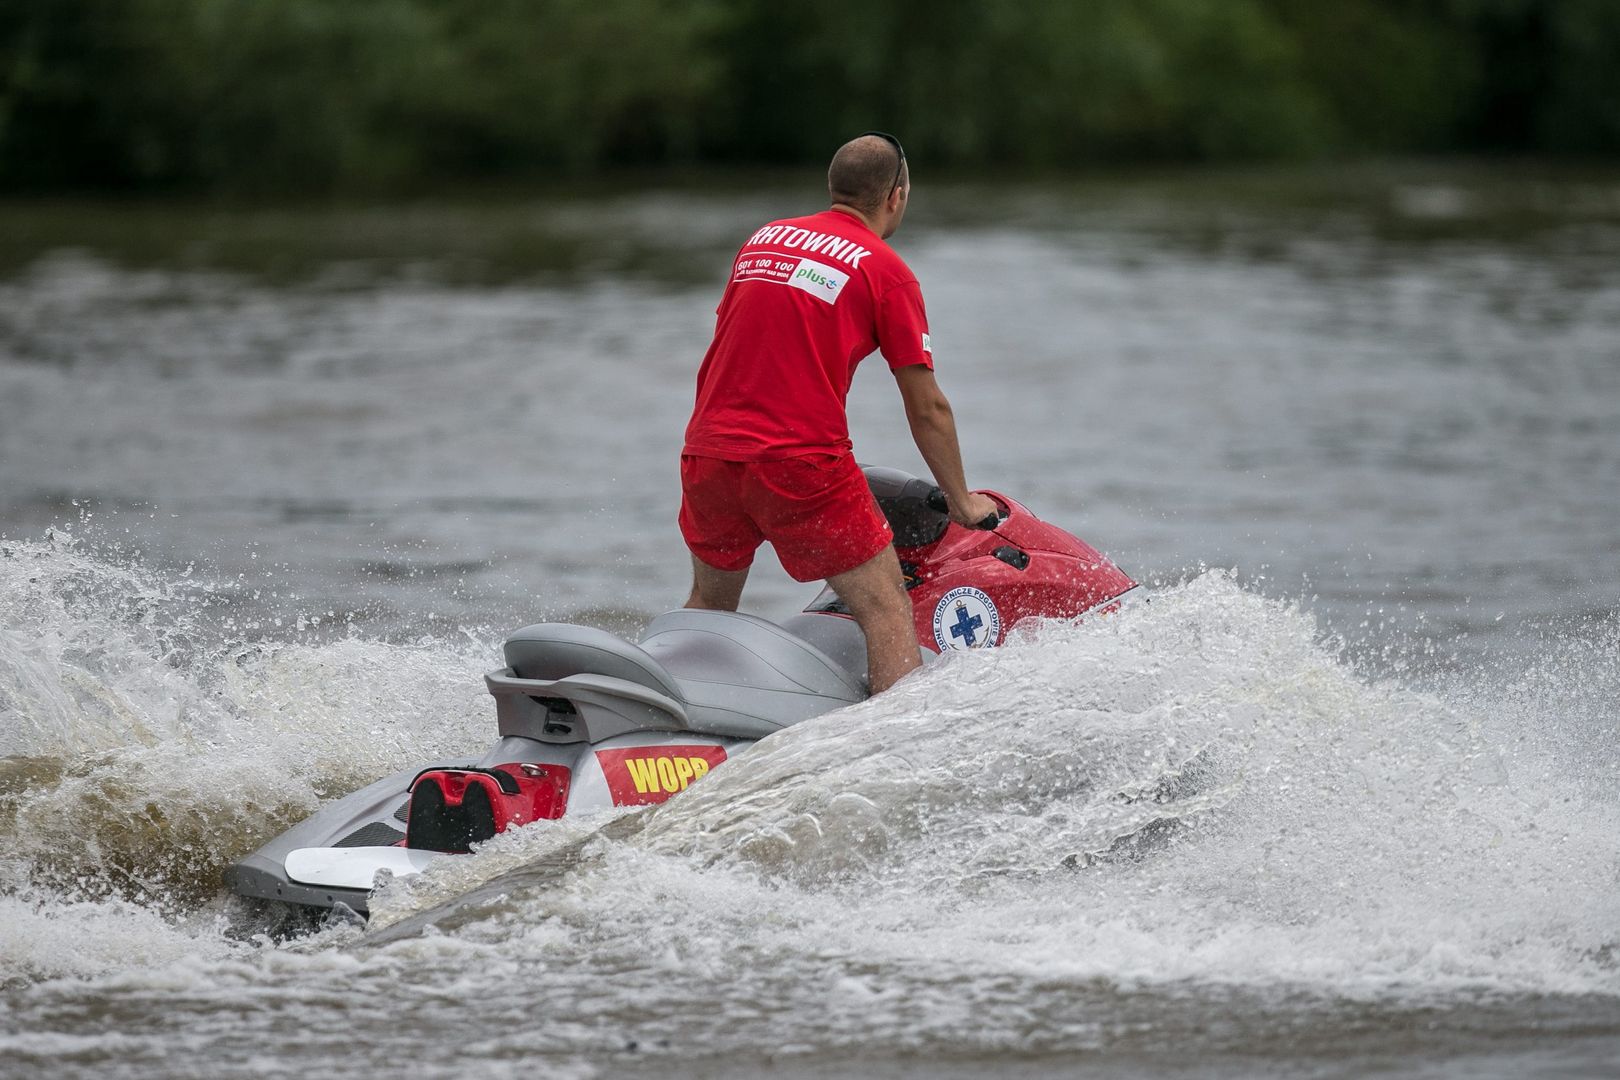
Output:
[1, 0, 1615, 193]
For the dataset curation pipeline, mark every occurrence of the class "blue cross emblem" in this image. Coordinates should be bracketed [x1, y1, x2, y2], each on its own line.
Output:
[949, 601, 984, 647]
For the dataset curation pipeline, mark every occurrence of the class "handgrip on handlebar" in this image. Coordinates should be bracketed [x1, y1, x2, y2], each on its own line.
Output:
[925, 486, 1004, 531]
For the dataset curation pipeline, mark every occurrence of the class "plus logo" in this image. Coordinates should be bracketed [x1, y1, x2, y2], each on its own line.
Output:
[932, 587, 1002, 652]
[949, 601, 983, 646]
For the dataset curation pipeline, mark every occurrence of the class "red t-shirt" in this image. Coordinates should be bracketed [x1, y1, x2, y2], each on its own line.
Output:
[683, 208, 933, 460]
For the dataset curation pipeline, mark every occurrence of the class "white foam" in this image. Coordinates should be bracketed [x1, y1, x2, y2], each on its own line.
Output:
[371, 572, 1620, 1001]
[2, 548, 1616, 1067]
[0, 887, 237, 983]
[0, 534, 491, 903]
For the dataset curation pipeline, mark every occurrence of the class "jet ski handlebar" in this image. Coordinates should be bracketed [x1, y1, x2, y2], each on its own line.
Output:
[863, 466, 1002, 545]
[924, 486, 1004, 531]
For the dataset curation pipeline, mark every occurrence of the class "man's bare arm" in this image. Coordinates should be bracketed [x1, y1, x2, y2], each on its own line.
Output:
[894, 365, 1000, 527]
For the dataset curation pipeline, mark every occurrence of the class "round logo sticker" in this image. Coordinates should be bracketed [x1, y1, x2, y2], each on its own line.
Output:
[932, 587, 1002, 652]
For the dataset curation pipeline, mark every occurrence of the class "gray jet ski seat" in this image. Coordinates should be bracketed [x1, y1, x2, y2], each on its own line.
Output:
[505, 623, 683, 701]
[493, 623, 698, 741]
[638, 609, 867, 733]
[492, 613, 866, 743]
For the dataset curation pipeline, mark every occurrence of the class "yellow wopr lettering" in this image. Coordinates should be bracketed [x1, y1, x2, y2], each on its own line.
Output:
[624, 758, 659, 794]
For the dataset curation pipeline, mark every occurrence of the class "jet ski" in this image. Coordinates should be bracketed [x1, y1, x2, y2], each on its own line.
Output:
[224, 467, 1138, 915]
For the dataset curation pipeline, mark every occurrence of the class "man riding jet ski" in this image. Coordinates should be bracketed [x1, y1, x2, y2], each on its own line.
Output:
[223, 468, 1137, 915]
[677, 130, 1003, 695]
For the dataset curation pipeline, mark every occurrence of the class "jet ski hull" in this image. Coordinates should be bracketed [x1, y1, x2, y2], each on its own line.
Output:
[225, 468, 1137, 916]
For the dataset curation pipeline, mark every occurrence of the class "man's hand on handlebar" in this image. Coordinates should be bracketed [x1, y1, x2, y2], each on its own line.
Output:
[950, 491, 1003, 530]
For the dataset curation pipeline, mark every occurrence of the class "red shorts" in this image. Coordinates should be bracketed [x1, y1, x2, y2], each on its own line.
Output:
[679, 452, 894, 582]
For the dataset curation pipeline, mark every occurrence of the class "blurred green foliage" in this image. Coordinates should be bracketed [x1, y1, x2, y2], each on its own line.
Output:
[0, 0, 1614, 193]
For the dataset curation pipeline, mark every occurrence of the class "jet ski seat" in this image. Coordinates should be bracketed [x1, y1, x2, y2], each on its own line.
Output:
[639, 609, 867, 733]
[504, 623, 683, 702]
[496, 613, 865, 741]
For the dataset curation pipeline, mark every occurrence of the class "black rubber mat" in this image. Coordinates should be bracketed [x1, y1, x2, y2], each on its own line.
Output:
[334, 821, 407, 848]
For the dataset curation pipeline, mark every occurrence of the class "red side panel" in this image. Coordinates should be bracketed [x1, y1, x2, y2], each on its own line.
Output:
[595, 745, 729, 807]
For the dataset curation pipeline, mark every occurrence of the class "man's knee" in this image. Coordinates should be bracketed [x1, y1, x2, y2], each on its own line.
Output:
[829, 548, 903, 609]
[830, 549, 916, 637]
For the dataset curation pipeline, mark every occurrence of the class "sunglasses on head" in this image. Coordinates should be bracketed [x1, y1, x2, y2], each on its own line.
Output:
[859, 130, 906, 193]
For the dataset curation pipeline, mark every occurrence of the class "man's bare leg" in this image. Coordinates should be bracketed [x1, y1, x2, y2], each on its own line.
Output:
[686, 556, 749, 611]
[828, 546, 922, 694]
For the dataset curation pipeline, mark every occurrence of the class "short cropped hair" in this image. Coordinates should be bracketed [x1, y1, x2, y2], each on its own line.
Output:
[828, 135, 905, 215]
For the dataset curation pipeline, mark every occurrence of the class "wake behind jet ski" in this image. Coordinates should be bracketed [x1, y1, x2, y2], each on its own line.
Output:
[224, 468, 1137, 915]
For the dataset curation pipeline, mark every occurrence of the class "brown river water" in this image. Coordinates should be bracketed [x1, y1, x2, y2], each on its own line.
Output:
[1, 166, 1617, 1077]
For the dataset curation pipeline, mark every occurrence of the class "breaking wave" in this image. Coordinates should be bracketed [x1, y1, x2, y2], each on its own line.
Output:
[369, 573, 1620, 1001]
[2, 537, 1616, 1069]
[0, 534, 489, 979]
